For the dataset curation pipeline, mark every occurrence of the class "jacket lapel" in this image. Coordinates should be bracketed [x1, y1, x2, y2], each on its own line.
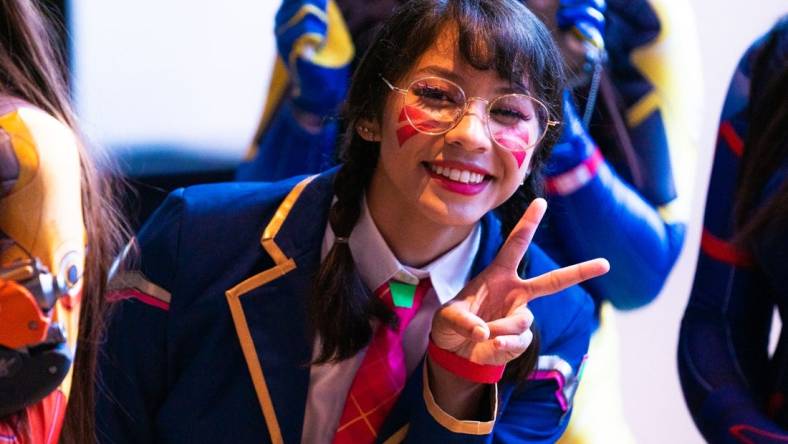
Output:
[225, 172, 335, 444]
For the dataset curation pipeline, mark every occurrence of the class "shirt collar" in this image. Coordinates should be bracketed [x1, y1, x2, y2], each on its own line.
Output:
[321, 197, 480, 305]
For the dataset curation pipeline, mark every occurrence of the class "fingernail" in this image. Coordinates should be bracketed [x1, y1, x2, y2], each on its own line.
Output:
[472, 325, 488, 341]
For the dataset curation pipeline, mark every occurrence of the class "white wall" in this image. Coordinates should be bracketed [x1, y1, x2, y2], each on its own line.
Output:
[71, 1, 787, 441]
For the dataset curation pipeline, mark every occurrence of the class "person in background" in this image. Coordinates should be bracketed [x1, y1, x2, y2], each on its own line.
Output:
[0, 0, 128, 442]
[678, 16, 787, 443]
[238, 0, 700, 442]
[96, 1, 610, 442]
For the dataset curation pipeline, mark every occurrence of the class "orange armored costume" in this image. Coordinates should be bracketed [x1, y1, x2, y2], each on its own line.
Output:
[0, 96, 85, 443]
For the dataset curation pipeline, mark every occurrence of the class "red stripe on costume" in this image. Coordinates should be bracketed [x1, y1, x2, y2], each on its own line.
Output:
[25, 389, 66, 444]
[545, 147, 604, 195]
[107, 288, 170, 311]
[701, 228, 752, 267]
[719, 121, 744, 157]
[729, 424, 788, 443]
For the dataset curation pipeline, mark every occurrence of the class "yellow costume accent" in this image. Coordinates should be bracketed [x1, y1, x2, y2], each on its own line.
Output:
[628, 0, 701, 222]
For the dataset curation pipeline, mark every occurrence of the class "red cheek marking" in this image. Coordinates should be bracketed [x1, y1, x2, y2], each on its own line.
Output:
[397, 125, 419, 146]
[396, 106, 443, 147]
[493, 128, 531, 168]
[510, 151, 527, 168]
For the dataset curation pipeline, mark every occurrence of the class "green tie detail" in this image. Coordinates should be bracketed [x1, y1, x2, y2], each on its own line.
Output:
[389, 281, 417, 308]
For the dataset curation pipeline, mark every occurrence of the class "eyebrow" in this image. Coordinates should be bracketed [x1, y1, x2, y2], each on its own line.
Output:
[412, 65, 532, 95]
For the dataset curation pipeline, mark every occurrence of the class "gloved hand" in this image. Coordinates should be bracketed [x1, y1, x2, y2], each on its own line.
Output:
[555, 0, 606, 87]
[274, 0, 354, 117]
[546, 90, 598, 178]
[556, 0, 606, 52]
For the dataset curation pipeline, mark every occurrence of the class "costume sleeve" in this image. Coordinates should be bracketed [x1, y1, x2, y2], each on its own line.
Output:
[236, 0, 351, 181]
[543, 91, 684, 309]
[95, 190, 186, 443]
[405, 247, 594, 443]
[677, 39, 788, 443]
[235, 100, 339, 181]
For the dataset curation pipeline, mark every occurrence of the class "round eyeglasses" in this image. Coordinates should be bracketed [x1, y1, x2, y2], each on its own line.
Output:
[381, 75, 559, 152]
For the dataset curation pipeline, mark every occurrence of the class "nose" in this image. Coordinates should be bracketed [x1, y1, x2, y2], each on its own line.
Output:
[443, 99, 492, 152]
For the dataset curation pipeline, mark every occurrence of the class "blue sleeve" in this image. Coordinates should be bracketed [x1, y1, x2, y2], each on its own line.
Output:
[95, 190, 186, 443]
[404, 247, 594, 443]
[677, 39, 788, 443]
[540, 90, 684, 309]
[236, 100, 339, 181]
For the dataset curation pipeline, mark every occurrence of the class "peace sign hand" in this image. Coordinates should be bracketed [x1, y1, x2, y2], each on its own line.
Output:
[431, 198, 609, 367]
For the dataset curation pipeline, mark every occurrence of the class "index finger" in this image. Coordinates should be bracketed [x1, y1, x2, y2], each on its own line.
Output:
[524, 258, 610, 301]
[493, 198, 547, 271]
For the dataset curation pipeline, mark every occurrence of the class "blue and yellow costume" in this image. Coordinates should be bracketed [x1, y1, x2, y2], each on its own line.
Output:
[0, 98, 85, 443]
[96, 171, 594, 443]
[678, 20, 788, 443]
[237, 1, 700, 442]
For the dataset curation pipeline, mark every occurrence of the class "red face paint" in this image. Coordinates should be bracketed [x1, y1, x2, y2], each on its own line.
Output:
[493, 128, 532, 168]
[396, 106, 444, 147]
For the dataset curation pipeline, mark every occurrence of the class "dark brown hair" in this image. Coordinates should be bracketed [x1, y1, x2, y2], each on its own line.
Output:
[734, 16, 788, 252]
[0, 0, 129, 442]
[310, 0, 565, 382]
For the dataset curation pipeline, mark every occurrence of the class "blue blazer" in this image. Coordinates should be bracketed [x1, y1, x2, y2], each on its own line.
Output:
[96, 171, 594, 443]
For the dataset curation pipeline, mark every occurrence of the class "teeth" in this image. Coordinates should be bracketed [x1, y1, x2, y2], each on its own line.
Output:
[429, 164, 485, 184]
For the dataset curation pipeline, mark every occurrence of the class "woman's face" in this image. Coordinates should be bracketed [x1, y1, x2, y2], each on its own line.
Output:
[365, 30, 537, 231]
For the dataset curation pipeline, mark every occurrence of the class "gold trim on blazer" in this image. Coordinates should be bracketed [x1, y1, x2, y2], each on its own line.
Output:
[225, 175, 316, 444]
[422, 364, 497, 435]
[382, 425, 409, 444]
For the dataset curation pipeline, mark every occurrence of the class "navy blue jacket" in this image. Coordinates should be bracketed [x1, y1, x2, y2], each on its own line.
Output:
[96, 171, 594, 443]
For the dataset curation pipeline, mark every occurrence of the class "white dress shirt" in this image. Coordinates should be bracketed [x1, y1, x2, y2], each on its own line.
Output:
[300, 198, 481, 444]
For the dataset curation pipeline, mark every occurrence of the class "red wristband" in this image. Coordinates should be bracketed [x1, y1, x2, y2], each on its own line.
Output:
[427, 339, 505, 384]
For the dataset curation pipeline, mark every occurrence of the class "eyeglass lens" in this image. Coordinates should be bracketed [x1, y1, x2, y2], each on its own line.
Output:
[402, 77, 548, 151]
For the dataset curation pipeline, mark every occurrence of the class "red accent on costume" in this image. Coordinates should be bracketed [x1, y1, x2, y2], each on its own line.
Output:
[427, 338, 505, 384]
[729, 424, 788, 443]
[700, 228, 752, 267]
[107, 288, 170, 311]
[0, 390, 66, 444]
[719, 121, 744, 157]
[545, 148, 604, 195]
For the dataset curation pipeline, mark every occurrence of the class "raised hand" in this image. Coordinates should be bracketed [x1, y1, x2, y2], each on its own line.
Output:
[431, 198, 609, 367]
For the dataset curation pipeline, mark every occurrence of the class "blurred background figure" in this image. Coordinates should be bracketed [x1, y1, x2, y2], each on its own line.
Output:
[237, 1, 701, 442]
[678, 16, 788, 443]
[0, 0, 127, 442]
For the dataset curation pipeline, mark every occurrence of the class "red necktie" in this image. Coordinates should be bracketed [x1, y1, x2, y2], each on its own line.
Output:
[331, 278, 431, 444]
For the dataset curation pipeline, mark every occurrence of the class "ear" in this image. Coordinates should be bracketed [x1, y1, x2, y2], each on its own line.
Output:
[355, 118, 381, 142]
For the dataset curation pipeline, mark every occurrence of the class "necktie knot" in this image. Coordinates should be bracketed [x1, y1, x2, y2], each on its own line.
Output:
[376, 277, 430, 325]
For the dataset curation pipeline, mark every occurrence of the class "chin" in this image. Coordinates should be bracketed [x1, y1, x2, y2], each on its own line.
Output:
[417, 192, 490, 229]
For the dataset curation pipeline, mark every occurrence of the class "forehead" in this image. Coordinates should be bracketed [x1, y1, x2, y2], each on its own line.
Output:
[405, 26, 527, 92]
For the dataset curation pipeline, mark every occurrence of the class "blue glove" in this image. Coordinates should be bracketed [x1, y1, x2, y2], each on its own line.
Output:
[274, 0, 354, 116]
[545, 90, 597, 177]
[556, 0, 606, 52]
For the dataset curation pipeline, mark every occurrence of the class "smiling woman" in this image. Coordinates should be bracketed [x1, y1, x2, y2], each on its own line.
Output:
[95, 1, 608, 443]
